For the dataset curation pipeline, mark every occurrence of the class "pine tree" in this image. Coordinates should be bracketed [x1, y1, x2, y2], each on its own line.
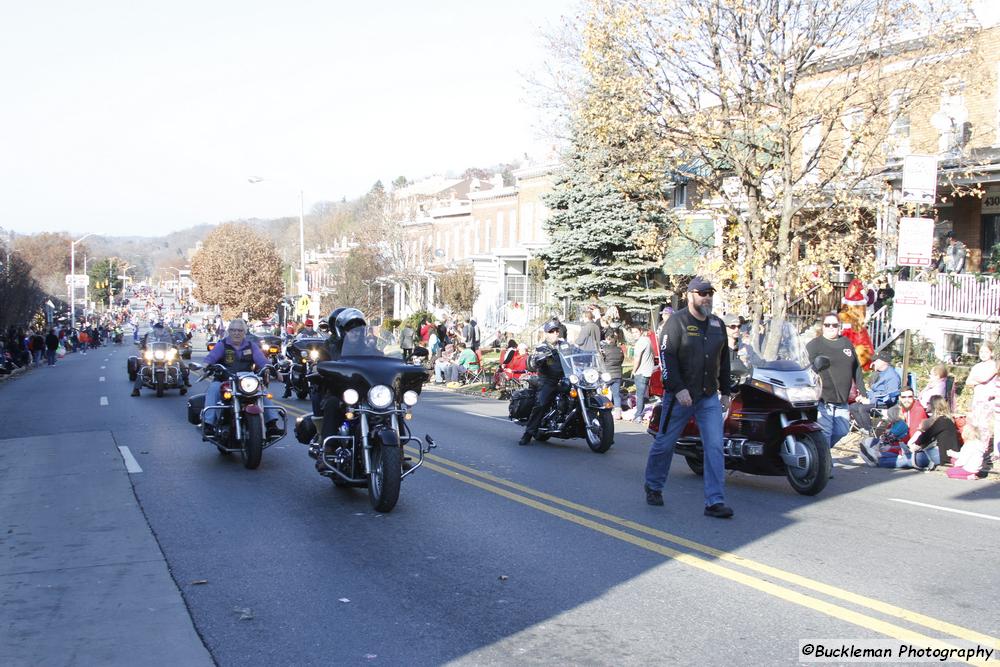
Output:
[539, 141, 671, 311]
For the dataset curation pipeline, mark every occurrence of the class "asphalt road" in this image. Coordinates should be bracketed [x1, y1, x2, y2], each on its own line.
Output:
[2, 339, 999, 666]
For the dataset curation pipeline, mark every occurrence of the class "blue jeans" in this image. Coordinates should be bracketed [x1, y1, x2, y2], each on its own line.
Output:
[633, 374, 650, 418]
[31, 350, 42, 366]
[817, 401, 850, 447]
[605, 379, 622, 410]
[203, 382, 279, 426]
[45, 349, 56, 365]
[644, 392, 726, 507]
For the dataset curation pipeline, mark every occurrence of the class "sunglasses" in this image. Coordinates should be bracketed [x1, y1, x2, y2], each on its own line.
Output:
[692, 290, 715, 297]
[822, 323, 840, 328]
[726, 324, 739, 329]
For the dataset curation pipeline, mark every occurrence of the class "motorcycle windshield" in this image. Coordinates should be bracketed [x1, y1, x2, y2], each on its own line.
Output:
[560, 350, 600, 383]
[742, 319, 810, 371]
[340, 326, 403, 359]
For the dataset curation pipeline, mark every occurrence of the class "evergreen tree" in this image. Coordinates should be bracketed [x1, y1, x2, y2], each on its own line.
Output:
[538, 141, 671, 311]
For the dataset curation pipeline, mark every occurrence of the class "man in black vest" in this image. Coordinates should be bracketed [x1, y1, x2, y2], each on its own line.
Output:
[644, 277, 734, 518]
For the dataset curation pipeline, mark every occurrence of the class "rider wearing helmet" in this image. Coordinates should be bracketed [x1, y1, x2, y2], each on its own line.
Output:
[309, 307, 367, 439]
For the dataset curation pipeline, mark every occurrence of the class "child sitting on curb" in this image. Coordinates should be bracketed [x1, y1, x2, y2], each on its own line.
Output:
[945, 425, 988, 480]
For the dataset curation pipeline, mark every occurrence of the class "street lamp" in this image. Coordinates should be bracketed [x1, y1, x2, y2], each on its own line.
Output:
[248, 176, 307, 296]
[70, 233, 94, 330]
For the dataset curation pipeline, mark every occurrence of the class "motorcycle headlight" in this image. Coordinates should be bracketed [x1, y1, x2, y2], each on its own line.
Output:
[402, 390, 418, 406]
[601, 372, 612, 383]
[153, 350, 165, 360]
[166, 348, 177, 360]
[568, 374, 579, 385]
[238, 376, 260, 394]
[143, 351, 153, 361]
[309, 349, 320, 361]
[368, 385, 393, 409]
[343, 388, 359, 405]
[776, 385, 821, 403]
[582, 368, 600, 385]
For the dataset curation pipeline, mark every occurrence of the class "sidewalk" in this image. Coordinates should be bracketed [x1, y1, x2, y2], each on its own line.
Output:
[0, 430, 213, 666]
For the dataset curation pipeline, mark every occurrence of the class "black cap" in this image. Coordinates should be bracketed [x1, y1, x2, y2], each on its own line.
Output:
[687, 276, 714, 292]
[876, 352, 892, 364]
[153, 322, 164, 328]
[543, 320, 561, 333]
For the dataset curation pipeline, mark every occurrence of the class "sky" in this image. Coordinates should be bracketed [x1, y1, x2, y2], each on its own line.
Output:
[0, 0, 578, 238]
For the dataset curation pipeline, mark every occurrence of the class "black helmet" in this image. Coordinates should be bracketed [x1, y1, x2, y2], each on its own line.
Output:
[326, 307, 347, 337]
[334, 308, 366, 341]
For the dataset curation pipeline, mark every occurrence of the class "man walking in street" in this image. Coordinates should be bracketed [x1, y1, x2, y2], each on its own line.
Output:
[44, 329, 59, 366]
[807, 312, 867, 447]
[644, 277, 734, 518]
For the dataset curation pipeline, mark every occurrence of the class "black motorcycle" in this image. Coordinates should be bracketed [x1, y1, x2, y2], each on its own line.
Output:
[508, 348, 615, 452]
[186, 362, 287, 469]
[294, 326, 435, 512]
[283, 336, 329, 400]
[128, 340, 184, 397]
[646, 320, 831, 496]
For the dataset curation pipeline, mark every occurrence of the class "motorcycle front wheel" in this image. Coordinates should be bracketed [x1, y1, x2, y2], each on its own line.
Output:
[241, 413, 264, 469]
[784, 432, 831, 496]
[584, 410, 615, 453]
[155, 375, 165, 398]
[368, 440, 401, 513]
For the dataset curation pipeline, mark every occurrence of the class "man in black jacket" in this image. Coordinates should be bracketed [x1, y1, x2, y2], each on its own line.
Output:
[644, 277, 734, 518]
[518, 320, 567, 446]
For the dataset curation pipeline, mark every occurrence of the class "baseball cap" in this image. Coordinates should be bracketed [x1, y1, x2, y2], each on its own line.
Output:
[305, 318, 314, 327]
[687, 276, 714, 292]
[722, 314, 740, 327]
[944, 231, 955, 239]
[876, 352, 892, 364]
[153, 322, 164, 329]
[543, 320, 561, 333]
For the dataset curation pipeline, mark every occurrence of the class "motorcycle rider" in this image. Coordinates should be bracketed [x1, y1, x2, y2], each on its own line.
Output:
[132, 322, 189, 396]
[201, 318, 283, 438]
[297, 318, 318, 337]
[310, 308, 367, 438]
[518, 320, 570, 446]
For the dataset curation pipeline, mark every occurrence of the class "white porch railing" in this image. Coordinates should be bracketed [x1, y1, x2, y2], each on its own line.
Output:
[930, 273, 1000, 321]
[868, 305, 900, 352]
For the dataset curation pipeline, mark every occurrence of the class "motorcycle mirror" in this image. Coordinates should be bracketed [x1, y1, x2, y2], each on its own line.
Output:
[187, 362, 202, 372]
[811, 355, 830, 373]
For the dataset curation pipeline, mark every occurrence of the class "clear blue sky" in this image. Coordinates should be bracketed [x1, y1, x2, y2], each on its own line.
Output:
[0, 0, 577, 237]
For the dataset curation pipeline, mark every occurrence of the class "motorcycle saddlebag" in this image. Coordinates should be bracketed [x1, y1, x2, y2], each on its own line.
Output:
[508, 387, 536, 421]
[186, 394, 206, 425]
[294, 415, 316, 445]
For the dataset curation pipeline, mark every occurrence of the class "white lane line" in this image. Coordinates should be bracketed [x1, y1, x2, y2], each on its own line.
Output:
[99, 376, 105, 382]
[470, 412, 516, 424]
[889, 498, 1000, 522]
[100, 396, 109, 406]
[118, 446, 143, 473]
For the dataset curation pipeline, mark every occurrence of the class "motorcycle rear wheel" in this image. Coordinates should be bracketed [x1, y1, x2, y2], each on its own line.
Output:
[585, 410, 615, 453]
[784, 432, 831, 496]
[368, 440, 401, 512]
[242, 414, 264, 470]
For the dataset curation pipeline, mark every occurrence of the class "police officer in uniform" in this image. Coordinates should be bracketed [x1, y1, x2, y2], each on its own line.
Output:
[644, 277, 734, 518]
[519, 320, 569, 446]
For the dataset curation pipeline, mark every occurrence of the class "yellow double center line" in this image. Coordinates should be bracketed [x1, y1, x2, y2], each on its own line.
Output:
[275, 399, 998, 660]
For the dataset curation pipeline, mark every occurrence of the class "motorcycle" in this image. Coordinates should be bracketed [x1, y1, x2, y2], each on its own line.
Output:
[283, 336, 329, 400]
[294, 326, 435, 513]
[171, 330, 193, 360]
[508, 347, 615, 452]
[186, 362, 287, 469]
[646, 319, 832, 496]
[127, 340, 184, 397]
